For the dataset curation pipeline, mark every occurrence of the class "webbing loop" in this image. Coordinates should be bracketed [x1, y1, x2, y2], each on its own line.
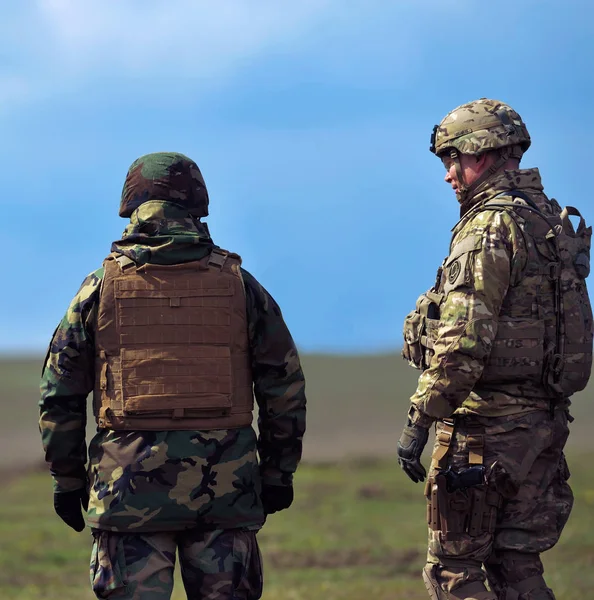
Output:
[431, 419, 455, 469]
[207, 249, 227, 270]
[467, 433, 484, 465]
[115, 254, 135, 271]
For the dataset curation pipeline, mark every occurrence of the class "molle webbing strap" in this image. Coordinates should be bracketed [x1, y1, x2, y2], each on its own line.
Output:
[97, 409, 253, 431]
[431, 419, 455, 470]
[464, 423, 485, 466]
[467, 433, 484, 465]
[99, 350, 108, 390]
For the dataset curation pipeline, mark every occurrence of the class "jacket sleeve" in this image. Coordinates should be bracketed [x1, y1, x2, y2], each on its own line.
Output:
[241, 269, 307, 486]
[410, 210, 526, 419]
[39, 268, 103, 493]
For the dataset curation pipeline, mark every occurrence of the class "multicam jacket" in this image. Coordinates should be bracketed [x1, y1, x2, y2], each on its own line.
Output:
[40, 201, 307, 532]
[410, 168, 573, 420]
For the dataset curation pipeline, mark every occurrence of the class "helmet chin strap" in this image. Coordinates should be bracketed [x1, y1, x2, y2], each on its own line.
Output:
[451, 147, 512, 211]
[450, 149, 467, 203]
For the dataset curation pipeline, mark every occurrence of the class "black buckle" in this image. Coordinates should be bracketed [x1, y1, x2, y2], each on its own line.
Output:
[545, 262, 561, 281]
[552, 354, 564, 375]
[207, 249, 227, 270]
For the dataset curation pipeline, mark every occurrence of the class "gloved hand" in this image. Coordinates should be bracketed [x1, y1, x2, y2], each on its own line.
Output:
[397, 411, 431, 483]
[260, 484, 294, 515]
[54, 488, 89, 532]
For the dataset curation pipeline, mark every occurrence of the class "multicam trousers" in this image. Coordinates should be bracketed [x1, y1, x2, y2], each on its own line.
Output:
[90, 527, 263, 600]
[425, 410, 573, 600]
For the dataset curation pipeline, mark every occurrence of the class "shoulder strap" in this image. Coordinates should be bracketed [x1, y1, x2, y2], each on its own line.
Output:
[207, 248, 228, 270]
[114, 253, 136, 272]
[462, 188, 556, 236]
[457, 189, 565, 399]
[492, 189, 540, 211]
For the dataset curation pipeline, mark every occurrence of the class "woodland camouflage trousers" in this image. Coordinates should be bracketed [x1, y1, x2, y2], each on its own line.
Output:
[90, 527, 263, 600]
[425, 410, 573, 600]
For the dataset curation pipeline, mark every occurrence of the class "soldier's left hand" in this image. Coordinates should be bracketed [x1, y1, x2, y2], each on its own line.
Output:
[260, 484, 294, 515]
[54, 488, 89, 532]
[397, 422, 429, 483]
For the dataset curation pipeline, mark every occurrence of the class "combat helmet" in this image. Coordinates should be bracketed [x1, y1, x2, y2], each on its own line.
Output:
[429, 98, 531, 202]
[119, 152, 209, 218]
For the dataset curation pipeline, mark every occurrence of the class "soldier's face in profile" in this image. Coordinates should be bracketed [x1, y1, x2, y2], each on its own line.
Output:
[441, 152, 491, 194]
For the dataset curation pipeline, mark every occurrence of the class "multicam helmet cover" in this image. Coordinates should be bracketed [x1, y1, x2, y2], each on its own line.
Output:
[430, 98, 531, 157]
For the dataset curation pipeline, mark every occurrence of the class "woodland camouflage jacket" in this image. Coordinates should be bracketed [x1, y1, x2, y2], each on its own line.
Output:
[410, 168, 571, 420]
[40, 201, 307, 532]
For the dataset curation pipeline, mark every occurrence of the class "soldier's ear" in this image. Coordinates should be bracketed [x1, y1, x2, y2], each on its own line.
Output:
[475, 152, 491, 171]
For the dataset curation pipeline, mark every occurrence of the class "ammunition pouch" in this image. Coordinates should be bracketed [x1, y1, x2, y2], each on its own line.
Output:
[425, 469, 501, 540]
[402, 291, 443, 370]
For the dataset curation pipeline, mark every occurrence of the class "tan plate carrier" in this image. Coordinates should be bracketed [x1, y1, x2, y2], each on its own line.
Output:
[93, 249, 254, 431]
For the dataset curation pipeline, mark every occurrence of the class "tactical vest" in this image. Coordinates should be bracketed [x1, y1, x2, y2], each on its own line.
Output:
[402, 192, 593, 399]
[93, 248, 254, 430]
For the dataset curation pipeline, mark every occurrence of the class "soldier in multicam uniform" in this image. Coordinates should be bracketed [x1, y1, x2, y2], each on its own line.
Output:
[398, 99, 593, 599]
[39, 152, 307, 600]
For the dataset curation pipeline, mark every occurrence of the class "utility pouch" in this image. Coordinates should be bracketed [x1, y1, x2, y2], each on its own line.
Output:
[426, 476, 441, 531]
[402, 291, 442, 370]
[402, 310, 425, 368]
[426, 469, 500, 540]
[469, 485, 501, 537]
[427, 472, 471, 537]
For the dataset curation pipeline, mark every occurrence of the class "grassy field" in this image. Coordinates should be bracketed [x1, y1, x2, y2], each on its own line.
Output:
[2, 356, 594, 598]
[2, 457, 594, 599]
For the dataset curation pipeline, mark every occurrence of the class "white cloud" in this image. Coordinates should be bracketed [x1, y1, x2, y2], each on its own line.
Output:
[0, 0, 468, 113]
[0, 0, 337, 112]
[38, 0, 335, 73]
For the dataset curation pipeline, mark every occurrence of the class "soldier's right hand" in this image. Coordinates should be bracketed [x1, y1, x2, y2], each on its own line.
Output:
[54, 488, 90, 532]
[397, 422, 429, 483]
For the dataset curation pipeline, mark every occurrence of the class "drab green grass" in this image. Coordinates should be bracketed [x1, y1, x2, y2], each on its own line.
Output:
[1, 457, 594, 599]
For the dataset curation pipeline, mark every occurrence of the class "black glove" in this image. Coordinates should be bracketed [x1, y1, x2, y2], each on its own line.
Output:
[260, 484, 294, 515]
[397, 417, 430, 484]
[54, 488, 89, 532]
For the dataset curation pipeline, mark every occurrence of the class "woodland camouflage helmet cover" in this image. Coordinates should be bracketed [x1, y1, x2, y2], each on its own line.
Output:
[119, 152, 209, 218]
[430, 98, 531, 158]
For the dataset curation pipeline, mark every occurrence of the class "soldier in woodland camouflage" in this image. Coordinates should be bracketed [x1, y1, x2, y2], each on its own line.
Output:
[398, 99, 592, 599]
[40, 152, 307, 599]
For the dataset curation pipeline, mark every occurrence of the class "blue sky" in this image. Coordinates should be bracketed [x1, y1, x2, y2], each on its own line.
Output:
[1, 0, 593, 354]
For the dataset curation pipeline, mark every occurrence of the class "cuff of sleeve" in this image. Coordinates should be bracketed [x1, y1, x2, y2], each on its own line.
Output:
[408, 405, 435, 429]
[53, 475, 87, 494]
[259, 466, 294, 487]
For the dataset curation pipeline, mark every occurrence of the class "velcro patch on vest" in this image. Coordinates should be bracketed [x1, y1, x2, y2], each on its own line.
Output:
[443, 234, 482, 295]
